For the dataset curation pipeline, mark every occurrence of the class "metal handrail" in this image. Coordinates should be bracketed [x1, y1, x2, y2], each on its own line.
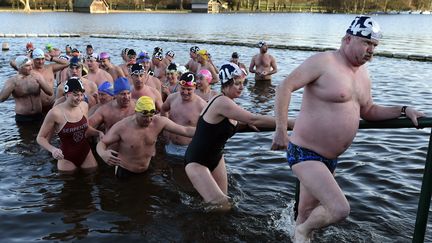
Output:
[240, 117, 432, 242]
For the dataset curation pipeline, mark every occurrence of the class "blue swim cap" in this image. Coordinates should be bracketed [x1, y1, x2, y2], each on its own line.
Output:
[114, 77, 131, 95]
[98, 81, 114, 96]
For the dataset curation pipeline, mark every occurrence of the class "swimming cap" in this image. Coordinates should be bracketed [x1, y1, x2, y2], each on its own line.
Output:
[219, 62, 242, 84]
[130, 63, 144, 75]
[135, 96, 155, 112]
[258, 41, 267, 48]
[26, 42, 34, 51]
[71, 48, 80, 57]
[98, 81, 114, 96]
[166, 50, 175, 58]
[58, 55, 70, 61]
[346, 16, 382, 40]
[121, 48, 130, 56]
[99, 52, 110, 60]
[45, 44, 53, 51]
[166, 63, 178, 72]
[177, 65, 188, 75]
[197, 69, 212, 84]
[197, 49, 209, 60]
[190, 46, 200, 53]
[137, 51, 151, 63]
[153, 51, 163, 61]
[114, 77, 131, 95]
[32, 48, 45, 59]
[153, 47, 163, 55]
[127, 49, 136, 57]
[64, 77, 85, 93]
[179, 72, 196, 87]
[69, 56, 82, 68]
[85, 53, 98, 61]
[16, 56, 32, 69]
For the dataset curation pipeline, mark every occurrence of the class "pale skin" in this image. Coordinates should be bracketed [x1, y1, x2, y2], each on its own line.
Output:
[185, 51, 200, 74]
[32, 53, 69, 111]
[36, 91, 102, 172]
[0, 62, 53, 115]
[88, 91, 114, 117]
[152, 58, 166, 81]
[161, 71, 179, 100]
[271, 34, 425, 242]
[56, 75, 98, 108]
[85, 58, 113, 86]
[130, 72, 163, 111]
[161, 86, 206, 145]
[96, 113, 195, 173]
[195, 76, 218, 102]
[231, 58, 248, 75]
[89, 90, 136, 133]
[249, 45, 278, 82]
[185, 78, 294, 208]
[100, 58, 126, 81]
[197, 56, 219, 84]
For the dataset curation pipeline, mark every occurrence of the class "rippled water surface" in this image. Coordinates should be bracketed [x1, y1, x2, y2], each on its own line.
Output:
[0, 12, 431, 242]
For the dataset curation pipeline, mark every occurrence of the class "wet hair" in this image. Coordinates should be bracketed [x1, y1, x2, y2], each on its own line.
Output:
[221, 79, 234, 90]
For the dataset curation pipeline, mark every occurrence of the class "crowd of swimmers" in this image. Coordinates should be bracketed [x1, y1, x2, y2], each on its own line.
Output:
[0, 15, 427, 242]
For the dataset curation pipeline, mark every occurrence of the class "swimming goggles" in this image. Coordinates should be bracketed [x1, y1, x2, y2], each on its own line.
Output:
[179, 80, 196, 86]
[139, 109, 156, 116]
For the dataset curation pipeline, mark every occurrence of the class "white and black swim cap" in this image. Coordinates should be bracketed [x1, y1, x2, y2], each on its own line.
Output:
[346, 16, 382, 40]
[166, 50, 175, 58]
[219, 62, 242, 84]
[190, 46, 200, 53]
[64, 77, 85, 93]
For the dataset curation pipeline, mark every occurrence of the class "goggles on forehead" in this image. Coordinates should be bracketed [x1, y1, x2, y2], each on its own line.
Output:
[179, 80, 196, 87]
[131, 69, 145, 76]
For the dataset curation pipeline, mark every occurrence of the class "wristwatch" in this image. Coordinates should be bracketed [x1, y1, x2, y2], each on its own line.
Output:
[401, 106, 408, 117]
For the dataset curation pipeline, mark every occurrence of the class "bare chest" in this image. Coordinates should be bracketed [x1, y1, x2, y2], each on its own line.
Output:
[170, 102, 200, 126]
[36, 68, 55, 86]
[311, 72, 366, 103]
[14, 78, 40, 97]
[256, 55, 271, 67]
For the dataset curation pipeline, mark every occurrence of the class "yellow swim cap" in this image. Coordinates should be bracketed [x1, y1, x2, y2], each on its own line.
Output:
[135, 96, 155, 113]
[197, 49, 209, 60]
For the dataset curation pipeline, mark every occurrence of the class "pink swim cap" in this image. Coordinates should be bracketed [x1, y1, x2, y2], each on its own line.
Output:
[198, 69, 212, 84]
[99, 52, 110, 60]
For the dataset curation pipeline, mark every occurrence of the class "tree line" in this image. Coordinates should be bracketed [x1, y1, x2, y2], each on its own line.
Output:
[1, 0, 431, 12]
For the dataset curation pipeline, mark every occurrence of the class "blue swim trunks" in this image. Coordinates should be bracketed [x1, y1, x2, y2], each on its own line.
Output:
[286, 142, 338, 173]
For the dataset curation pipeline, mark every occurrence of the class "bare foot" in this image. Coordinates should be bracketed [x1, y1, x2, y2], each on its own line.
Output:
[294, 226, 311, 243]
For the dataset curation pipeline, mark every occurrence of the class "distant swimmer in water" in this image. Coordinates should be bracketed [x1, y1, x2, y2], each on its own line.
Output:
[0, 56, 53, 125]
[249, 41, 277, 83]
[96, 96, 196, 179]
[184, 63, 293, 209]
[271, 16, 425, 243]
[37, 78, 103, 173]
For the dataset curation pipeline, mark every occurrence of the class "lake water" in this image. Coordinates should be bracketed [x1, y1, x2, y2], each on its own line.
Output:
[0, 12, 431, 242]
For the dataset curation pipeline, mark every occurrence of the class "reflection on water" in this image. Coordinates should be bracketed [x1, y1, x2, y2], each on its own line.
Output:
[0, 13, 431, 242]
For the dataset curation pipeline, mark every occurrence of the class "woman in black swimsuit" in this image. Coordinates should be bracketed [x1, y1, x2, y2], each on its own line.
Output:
[185, 63, 291, 208]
